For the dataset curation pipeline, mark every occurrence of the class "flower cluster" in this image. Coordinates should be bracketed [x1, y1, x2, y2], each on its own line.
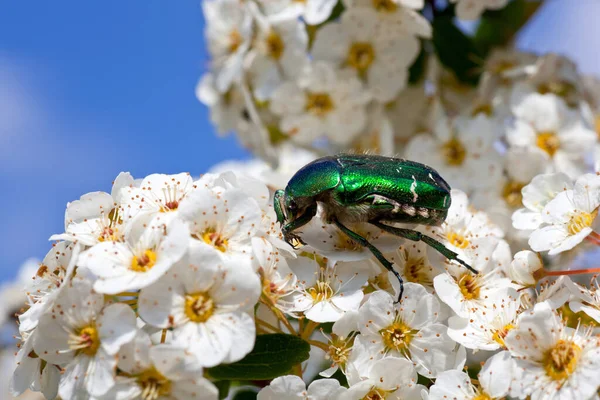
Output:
[7, 1, 600, 400]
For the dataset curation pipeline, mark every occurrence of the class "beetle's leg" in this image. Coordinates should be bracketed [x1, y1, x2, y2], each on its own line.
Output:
[282, 203, 318, 247]
[370, 221, 478, 274]
[333, 219, 404, 303]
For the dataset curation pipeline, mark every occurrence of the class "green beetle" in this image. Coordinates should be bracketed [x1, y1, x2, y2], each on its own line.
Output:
[274, 154, 476, 301]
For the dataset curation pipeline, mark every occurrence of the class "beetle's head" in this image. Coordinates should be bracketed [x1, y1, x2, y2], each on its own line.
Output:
[274, 189, 299, 227]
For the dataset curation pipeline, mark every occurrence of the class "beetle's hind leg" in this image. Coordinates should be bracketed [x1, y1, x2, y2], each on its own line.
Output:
[371, 221, 478, 275]
[332, 219, 404, 303]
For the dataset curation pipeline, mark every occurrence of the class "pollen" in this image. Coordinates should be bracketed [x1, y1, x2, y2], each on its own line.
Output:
[184, 292, 215, 323]
[159, 184, 182, 212]
[492, 323, 515, 347]
[228, 29, 243, 54]
[327, 334, 354, 369]
[347, 42, 375, 76]
[402, 254, 432, 286]
[458, 273, 481, 300]
[372, 0, 397, 12]
[442, 137, 467, 166]
[363, 388, 387, 400]
[447, 232, 470, 249]
[542, 339, 582, 381]
[305, 92, 335, 117]
[308, 280, 334, 303]
[381, 320, 413, 353]
[567, 209, 597, 236]
[472, 393, 493, 400]
[136, 366, 172, 400]
[536, 132, 560, 157]
[265, 30, 285, 60]
[502, 180, 525, 208]
[200, 228, 229, 252]
[130, 250, 158, 272]
[69, 324, 101, 357]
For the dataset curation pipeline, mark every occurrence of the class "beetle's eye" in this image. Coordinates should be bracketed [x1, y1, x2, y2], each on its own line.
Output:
[288, 201, 297, 211]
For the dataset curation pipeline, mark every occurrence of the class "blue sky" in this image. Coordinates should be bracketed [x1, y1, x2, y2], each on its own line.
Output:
[0, 0, 598, 283]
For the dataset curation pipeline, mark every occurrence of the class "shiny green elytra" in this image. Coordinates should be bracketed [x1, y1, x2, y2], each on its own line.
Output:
[274, 154, 476, 302]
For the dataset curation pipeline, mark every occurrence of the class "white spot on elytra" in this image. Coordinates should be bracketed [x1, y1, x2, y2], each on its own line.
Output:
[410, 176, 418, 203]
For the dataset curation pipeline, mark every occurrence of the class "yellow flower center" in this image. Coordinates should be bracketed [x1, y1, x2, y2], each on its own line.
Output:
[136, 367, 172, 400]
[473, 393, 493, 400]
[543, 339, 581, 381]
[228, 29, 243, 54]
[381, 320, 413, 353]
[327, 334, 354, 369]
[567, 209, 597, 236]
[184, 292, 215, 323]
[492, 323, 515, 348]
[536, 132, 560, 156]
[308, 280, 334, 303]
[502, 180, 526, 208]
[70, 324, 101, 357]
[266, 30, 285, 60]
[458, 273, 481, 300]
[447, 232, 470, 249]
[130, 250, 158, 272]
[538, 81, 575, 99]
[305, 92, 335, 117]
[372, 0, 397, 12]
[347, 42, 376, 76]
[363, 388, 387, 400]
[402, 256, 432, 286]
[200, 228, 229, 252]
[442, 137, 467, 166]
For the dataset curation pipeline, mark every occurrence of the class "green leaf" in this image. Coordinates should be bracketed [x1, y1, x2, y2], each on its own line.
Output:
[432, 17, 483, 85]
[207, 334, 311, 381]
[474, 0, 542, 55]
[215, 380, 231, 400]
[408, 45, 426, 84]
[232, 390, 258, 400]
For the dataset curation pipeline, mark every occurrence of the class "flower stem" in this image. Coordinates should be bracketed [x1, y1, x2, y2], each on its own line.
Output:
[256, 318, 283, 334]
[160, 329, 167, 344]
[301, 321, 319, 340]
[307, 339, 329, 352]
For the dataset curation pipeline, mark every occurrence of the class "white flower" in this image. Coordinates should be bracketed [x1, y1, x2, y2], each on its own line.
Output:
[342, 356, 425, 400]
[50, 172, 134, 245]
[512, 172, 572, 231]
[507, 92, 597, 178]
[247, 10, 308, 101]
[19, 242, 80, 332]
[529, 173, 600, 255]
[390, 242, 440, 292]
[288, 255, 368, 323]
[312, 8, 419, 102]
[33, 278, 137, 398]
[427, 364, 509, 400]
[504, 250, 543, 287]
[343, 0, 431, 38]
[102, 331, 218, 400]
[253, 238, 298, 314]
[270, 61, 371, 146]
[138, 245, 260, 367]
[566, 278, 600, 325]
[258, 375, 345, 400]
[447, 288, 520, 351]
[505, 301, 600, 400]
[450, 0, 508, 20]
[320, 310, 359, 377]
[405, 112, 503, 192]
[203, 0, 253, 92]
[79, 218, 189, 294]
[356, 286, 465, 377]
[256, 0, 338, 25]
[196, 74, 247, 136]
[120, 172, 195, 227]
[178, 180, 264, 270]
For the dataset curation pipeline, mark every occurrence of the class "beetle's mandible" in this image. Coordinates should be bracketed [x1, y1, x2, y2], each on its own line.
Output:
[274, 154, 477, 302]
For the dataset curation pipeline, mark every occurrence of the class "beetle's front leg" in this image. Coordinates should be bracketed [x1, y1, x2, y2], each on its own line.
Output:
[370, 221, 478, 274]
[333, 219, 404, 303]
[281, 203, 318, 248]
